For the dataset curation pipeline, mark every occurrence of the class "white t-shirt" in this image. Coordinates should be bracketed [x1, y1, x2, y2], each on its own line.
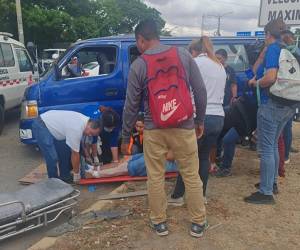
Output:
[41, 110, 89, 152]
[194, 54, 226, 116]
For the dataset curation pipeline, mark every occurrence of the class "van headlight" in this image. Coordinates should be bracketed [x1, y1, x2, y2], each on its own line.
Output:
[21, 100, 38, 119]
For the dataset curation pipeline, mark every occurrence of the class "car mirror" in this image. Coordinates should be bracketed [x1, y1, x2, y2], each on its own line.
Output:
[53, 63, 61, 81]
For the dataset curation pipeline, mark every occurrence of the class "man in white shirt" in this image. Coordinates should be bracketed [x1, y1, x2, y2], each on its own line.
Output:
[32, 110, 101, 183]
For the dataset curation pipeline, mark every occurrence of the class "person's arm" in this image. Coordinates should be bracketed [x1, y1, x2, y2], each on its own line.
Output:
[111, 147, 119, 162]
[82, 143, 92, 163]
[249, 45, 279, 88]
[91, 143, 97, 157]
[188, 55, 207, 138]
[66, 132, 83, 182]
[121, 60, 144, 153]
[253, 46, 267, 74]
[231, 84, 238, 99]
[230, 68, 238, 102]
[189, 57, 207, 126]
[71, 150, 80, 174]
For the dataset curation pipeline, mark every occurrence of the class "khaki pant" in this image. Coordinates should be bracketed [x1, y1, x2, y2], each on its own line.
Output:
[144, 128, 206, 225]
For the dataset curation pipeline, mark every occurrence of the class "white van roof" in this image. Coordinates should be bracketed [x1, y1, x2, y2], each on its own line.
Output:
[0, 32, 25, 48]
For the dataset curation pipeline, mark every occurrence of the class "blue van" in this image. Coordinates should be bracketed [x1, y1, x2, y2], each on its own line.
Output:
[19, 35, 264, 144]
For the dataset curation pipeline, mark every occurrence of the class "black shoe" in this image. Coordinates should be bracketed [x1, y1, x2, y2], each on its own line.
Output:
[150, 221, 169, 236]
[254, 182, 279, 195]
[190, 221, 209, 238]
[290, 147, 299, 153]
[244, 192, 275, 205]
[215, 168, 232, 178]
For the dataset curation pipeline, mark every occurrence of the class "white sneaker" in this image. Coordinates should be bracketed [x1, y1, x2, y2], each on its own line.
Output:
[204, 197, 208, 205]
[285, 158, 290, 164]
[168, 195, 184, 206]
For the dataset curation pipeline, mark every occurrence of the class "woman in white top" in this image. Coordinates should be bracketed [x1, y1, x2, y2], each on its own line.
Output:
[171, 37, 226, 202]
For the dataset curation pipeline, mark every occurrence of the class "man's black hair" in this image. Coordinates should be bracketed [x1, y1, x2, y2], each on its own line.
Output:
[135, 19, 160, 41]
[89, 119, 102, 130]
[215, 49, 228, 59]
[102, 109, 120, 128]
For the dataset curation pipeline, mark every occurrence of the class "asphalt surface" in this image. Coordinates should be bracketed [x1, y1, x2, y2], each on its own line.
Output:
[0, 109, 119, 249]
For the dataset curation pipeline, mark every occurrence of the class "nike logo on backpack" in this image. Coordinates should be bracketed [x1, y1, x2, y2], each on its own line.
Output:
[161, 99, 181, 121]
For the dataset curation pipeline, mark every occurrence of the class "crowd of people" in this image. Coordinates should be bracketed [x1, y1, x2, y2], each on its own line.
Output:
[32, 18, 300, 238]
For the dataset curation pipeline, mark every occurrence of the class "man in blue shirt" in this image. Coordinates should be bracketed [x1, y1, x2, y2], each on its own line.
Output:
[244, 19, 298, 204]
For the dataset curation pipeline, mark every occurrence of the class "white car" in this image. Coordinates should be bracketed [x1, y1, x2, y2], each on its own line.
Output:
[82, 61, 99, 77]
[41, 48, 66, 72]
[0, 32, 38, 134]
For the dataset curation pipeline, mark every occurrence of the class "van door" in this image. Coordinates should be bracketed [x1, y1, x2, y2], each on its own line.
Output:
[39, 44, 125, 117]
[0, 42, 19, 109]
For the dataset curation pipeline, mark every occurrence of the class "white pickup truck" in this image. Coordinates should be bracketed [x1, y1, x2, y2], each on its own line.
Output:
[0, 32, 38, 134]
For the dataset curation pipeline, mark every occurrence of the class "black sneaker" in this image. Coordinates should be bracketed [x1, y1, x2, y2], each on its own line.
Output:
[215, 168, 232, 178]
[290, 147, 299, 153]
[254, 182, 279, 195]
[244, 192, 275, 205]
[150, 221, 169, 236]
[190, 221, 209, 238]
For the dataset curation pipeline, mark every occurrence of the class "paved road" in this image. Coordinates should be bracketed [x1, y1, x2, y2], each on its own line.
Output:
[0, 109, 119, 249]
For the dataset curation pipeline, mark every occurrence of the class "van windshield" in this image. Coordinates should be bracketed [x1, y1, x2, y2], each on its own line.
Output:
[39, 47, 71, 79]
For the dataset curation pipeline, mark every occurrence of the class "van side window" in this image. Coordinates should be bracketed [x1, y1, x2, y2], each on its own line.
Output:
[15, 49, 33, 72]
[0, 43, 15, 67]
[129, 47, 141, 64]
[61, 46, 117, 79]
[214, 44, 249, 72]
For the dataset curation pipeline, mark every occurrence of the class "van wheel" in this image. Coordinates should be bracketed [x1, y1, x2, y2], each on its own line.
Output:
[0, 104, 4, 135]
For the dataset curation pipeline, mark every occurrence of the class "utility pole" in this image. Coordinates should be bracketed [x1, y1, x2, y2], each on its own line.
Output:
[208, 12, 233, 36]
[16, 0, 24, 44]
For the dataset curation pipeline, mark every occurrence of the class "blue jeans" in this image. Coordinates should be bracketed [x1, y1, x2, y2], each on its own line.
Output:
[257, 99, 296, 195]
[127, 153, 178, 176]
[172, 115, 224, 197]
[221, 128, 240, 169]
[283, 117, 293, 160]
[32, 119, 72, 180]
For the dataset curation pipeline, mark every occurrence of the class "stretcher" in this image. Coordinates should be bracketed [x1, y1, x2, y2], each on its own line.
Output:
[79, 172, 178, 185]
[0, 178, 80, 241]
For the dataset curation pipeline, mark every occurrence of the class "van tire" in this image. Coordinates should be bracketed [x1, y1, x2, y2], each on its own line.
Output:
[0, 104, 4, 135]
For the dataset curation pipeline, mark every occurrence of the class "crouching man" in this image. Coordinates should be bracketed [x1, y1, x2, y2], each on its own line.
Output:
[32, 110, 101, 183]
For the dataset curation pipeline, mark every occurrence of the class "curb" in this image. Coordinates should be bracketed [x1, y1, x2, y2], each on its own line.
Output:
[28, 184, 127, 250]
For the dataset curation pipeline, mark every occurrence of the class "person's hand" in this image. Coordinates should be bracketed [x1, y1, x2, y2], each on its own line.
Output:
[231, 96, 239, 104]
[121, 143, 130, 155]
[248, 77, 257, 87]
[195, 124, 204, 139]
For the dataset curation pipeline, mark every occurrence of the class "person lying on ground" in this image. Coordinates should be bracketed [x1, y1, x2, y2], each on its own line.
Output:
[84, 152, 177, 178]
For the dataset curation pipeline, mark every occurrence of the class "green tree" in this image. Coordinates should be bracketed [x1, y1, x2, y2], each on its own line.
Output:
[0, 0, 167, 49]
